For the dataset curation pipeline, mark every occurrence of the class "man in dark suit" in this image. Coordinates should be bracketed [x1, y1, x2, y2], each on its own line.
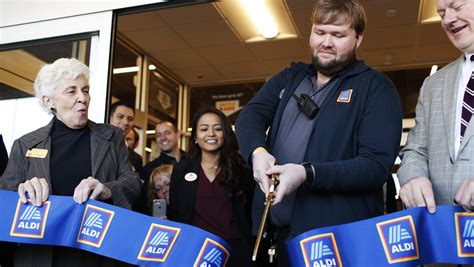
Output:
[0, 134, 7, 175]
[0, 134, 15, 267]
[109, 100, 143, 174]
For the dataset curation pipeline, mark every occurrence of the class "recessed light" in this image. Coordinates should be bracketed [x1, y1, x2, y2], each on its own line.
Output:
[385, 9, 397, 18]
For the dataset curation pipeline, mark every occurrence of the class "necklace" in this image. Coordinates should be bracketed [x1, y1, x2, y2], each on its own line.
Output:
[201, 163, 218, 170]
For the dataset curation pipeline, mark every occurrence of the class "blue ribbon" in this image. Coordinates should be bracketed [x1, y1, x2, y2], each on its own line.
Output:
[0, 190, 230, 266]
[287, 205, 474, 266]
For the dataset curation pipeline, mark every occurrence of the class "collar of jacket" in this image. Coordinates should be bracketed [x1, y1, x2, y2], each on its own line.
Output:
[305, 59, 370, 79]
[21, 118, 113, 149]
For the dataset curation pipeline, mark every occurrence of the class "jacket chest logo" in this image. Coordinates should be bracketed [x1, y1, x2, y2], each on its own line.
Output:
[337, 89, 353, 103]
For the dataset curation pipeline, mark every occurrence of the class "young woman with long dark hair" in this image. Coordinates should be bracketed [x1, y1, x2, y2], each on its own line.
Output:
[168, 108, 255, 266]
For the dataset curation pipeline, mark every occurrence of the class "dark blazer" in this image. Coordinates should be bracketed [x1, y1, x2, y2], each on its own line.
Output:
[0, 134, 14, 267]
[0, 119, 141, 267]
[0, 134, 7, 175]
[128, 148, 143, 175]
[236, 61, 402, 237]
[168, 155, 255, 240]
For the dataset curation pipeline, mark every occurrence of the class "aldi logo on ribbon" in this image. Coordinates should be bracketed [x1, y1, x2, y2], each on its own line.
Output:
[138, 223, 180, 262]
[77, 205, 114, 247]
[194, 238, 230, 267]
[10, 200, 51, 238]
[299, 233, 342, 267]
[455, 212, 474, 257]
[377, 215, 419, 263]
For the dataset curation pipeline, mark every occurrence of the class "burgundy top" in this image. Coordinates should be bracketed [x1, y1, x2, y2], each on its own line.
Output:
[191, 168, 241, 241]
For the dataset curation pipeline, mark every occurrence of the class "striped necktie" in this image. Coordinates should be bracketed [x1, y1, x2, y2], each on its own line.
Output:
[460, 55, 474, 141]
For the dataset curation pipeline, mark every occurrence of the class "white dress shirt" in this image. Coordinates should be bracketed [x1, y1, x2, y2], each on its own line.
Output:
[454, 53, 474, 158]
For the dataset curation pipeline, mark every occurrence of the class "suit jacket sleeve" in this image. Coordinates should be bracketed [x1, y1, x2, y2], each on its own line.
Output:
[397, 78, 430, 185]
[102, 128, 141, 209]
[0, 135, 8, 175]
[0, 139, 28, 190]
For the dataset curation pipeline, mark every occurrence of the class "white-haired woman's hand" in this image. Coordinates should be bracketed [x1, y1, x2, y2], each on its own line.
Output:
[18, 177, 49, 206]
[73, 176, 111, 204]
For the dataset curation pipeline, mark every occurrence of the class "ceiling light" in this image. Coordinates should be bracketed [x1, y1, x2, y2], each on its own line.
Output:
[385, 9, 397, 18]
[113, 66, 139, 74]
[214, 0, 296, 42]
[240, 0, 278, 39]
[145, 147, 152, 152]
[153, 72, 164, 79]
[383, 52, 393, 65]
[430, 65, 438, 75]
[146, 130, 155, 135]
[419, 0, 441, 24]
[113, 64, 156, 74]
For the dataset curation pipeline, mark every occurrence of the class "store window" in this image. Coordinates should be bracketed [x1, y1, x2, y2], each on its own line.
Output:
[111, 37, 183, 162]
[148, 69, 179, 123]
[111, 39, 142, 106]
[145, 62, 181, 162]
[1, 38, 90, 100]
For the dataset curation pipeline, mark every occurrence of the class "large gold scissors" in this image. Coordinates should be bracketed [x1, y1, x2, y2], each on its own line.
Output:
[252, 172, 278, 261]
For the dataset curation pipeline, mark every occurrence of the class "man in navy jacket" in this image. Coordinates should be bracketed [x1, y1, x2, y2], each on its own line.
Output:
[235, 0, 402, 265]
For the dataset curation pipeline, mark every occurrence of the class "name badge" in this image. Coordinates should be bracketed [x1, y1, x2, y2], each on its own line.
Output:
[26, 148, 48, 159]
[337, 89, 353, 103]
[185, 172, 197, 182]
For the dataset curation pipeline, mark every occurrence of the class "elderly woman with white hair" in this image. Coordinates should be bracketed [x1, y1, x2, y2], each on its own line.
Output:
[0, 58, 140, 266]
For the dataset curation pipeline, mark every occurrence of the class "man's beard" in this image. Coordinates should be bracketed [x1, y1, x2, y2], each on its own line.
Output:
[160, 148, 173, 154]
[159, 144, 172, 153]
[312, 46, 357, 76]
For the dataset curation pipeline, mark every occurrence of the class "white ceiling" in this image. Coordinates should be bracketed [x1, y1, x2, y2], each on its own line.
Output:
[117, 0, 461, 86]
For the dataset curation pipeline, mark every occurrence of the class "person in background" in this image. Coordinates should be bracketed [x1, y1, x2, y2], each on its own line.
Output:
[147, 164, 173, 214]
[134, 121, 185, 214]
[168, 108, 255, 267]
[0, 133, 15, 267]
[141, 121, 184, 184]
[235, 0, 402, 265]
[109, 100, 143, 174]
[0, 134, 7, 175]
[125, 128, 139, 149]
[125, 128, 143, 174]
[109, 100, 134, 138]
[398, 0, 474, 214]
[0, 58, 141, 266]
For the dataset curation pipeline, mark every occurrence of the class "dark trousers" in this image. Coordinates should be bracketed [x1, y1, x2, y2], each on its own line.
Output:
[227, 238, 257, 267]
[252, 224, 290, 267]
[0, 242, 16, 267]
